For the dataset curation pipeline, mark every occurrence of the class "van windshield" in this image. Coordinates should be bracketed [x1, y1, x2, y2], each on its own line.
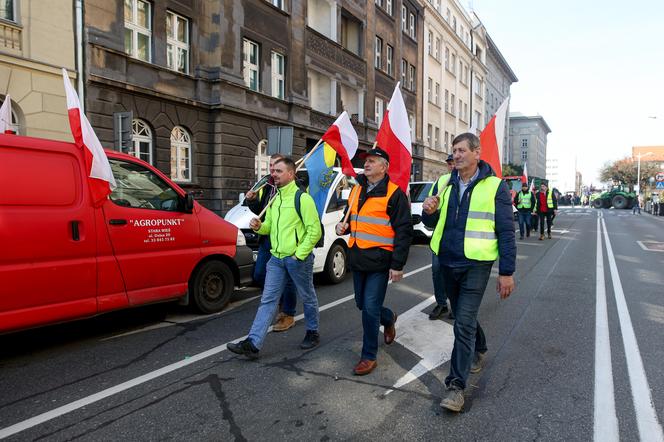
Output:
[410, 182, 433, 203]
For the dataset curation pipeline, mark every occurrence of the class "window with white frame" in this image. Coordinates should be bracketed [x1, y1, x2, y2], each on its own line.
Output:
[401, 59, 407, 85]
[444, 131, 449, 149]
[464, 103, 468, 121]
[243, 38, 260, 91]
[170, 126, 192, 182]
[435, 83, 439, 105]
[385, 0, 392, 15]
[435, 37, 440, 61]
[428, 31, 433, 55]
[386, 44, 393, 76]
[474, 75, 483, 98]
[271, 51, 285, 99]
[474, 111, 481, 128]
[427, 124, 432, 146]
[401, 5, 407, 32]
[166, 11, 189, 74]
[124, 0, 152, 62]
[444, 47, 449, 70]
[409, 13, 415, 39]
[452, 16, 456, 33]
[451, 94, 455, 115]
[375, 0, 382, 5]
[446, 8, 450, 22]
[444, 89, 449, 112]
[374, 36, 382, 69]
[451, 53, 456, 74]
[435, 127, 440, 149]
[409, 114, 415, 143]
[0, 0, 15, 21]
[255, 138, 269, 181]
[450, 133, 454, 144]
[131, 119, 153, 164]
[459, 60, 463, 81]
[375, 98, 384, 126]
[0, 97, 19, 133]
[409, 64, 415, 91]
[427, 78, 432, 102]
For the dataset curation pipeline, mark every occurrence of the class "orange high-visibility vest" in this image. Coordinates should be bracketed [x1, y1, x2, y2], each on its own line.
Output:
[348, 181, 398, 251]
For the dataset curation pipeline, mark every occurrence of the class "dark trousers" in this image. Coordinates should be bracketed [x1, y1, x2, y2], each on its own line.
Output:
[440, 263, 492, 390]
[353, 271, 395, 361]
[538, 212, 554, 236]
[517, 211, 531, 238]
[254, 237, 297, 316]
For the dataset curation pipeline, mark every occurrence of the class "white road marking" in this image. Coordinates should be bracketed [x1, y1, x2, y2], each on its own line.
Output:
[0, 265, 433, 439]
[601, 217, 664, 441]
[594, 213, 619, 442]
[637, 241, 649, 251]
[383, 296, 454, 395]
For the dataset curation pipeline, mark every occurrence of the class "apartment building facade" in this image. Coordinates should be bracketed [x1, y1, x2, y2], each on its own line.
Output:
[82, 0, 426, 215]
[509, 114, 551, 179]
[485, 34, 517, 164]
[420, 0, 488, 180]
[0, 0, 76, 140]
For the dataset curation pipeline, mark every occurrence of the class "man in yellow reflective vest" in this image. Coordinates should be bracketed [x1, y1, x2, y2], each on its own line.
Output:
[336, 147, 412, 376]
[422, 133, 516, 412]
[514, 182, 535, 240]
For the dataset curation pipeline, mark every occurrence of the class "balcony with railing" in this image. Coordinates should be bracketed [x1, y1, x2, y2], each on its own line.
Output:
[0, 20, 21, 53]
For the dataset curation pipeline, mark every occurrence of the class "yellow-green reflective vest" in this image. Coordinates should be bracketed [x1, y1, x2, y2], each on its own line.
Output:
[430, 176, 501, 261]
[428, 173, 451, 197]
[516, 191, 532, 209]
[546, 189, 554, 208]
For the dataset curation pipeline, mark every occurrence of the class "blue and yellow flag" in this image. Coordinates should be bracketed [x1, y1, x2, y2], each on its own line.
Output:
[304, 143, 337, 218]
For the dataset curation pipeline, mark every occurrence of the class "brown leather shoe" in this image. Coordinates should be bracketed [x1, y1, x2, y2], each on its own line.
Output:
[384, 313, 397, 345]
[353, 359, 377, 376]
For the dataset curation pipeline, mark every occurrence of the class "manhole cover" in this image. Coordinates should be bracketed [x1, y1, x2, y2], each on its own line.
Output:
[637, 241, 664, 252]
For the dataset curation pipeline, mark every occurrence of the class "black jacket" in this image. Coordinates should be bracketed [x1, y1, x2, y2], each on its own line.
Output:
[246, 178, 277, 219]
[421, 160, 516, 276]
[341, 174, 413, 272]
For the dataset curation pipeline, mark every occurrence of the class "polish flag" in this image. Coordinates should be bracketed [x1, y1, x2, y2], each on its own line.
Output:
[480, 98, 509, 178]
[0, 94, 12, 133]
[321, 111, 358, 177]
[62, 68, 116, 206]
[522, 162, 528, 184]
[529, 178, 535, 193]
[376, 83, 412, 193]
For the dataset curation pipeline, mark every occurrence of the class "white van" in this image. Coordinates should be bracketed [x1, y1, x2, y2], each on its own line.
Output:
[409, 181, 435, 239]
[225, 167, 360, 284]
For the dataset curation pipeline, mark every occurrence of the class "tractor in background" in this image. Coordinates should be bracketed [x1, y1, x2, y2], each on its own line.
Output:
[591, 185, 636, 209]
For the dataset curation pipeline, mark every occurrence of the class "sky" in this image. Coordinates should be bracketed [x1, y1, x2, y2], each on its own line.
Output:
[471, 0, 664, 190]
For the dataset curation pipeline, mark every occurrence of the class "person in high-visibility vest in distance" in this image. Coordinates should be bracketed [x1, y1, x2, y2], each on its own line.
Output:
[336, 147, 413, 376]
[514, 182, 536, 240]
[534, 182, 557, 240]
[422, 133, 516, 412]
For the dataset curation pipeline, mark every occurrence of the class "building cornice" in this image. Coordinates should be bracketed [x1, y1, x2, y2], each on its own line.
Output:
[486, 34, 518, 82]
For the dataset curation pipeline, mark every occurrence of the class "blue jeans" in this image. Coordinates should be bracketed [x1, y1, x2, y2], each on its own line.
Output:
[440, 263, 492, 390]
[247, 254, 319, 350]
[431, 253, 447, 306]
[353, 271, 395, 361]
[253, 238, 297, 316]
[517, 211, 531, 238]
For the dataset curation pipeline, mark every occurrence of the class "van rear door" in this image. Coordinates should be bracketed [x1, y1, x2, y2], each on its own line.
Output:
[0, 139, 97, 331]
[103, 157, 201, 305]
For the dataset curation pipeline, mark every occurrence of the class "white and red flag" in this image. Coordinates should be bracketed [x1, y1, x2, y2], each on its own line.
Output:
[62, 68, 116, 206]
[522, 162, 528, 184]
[376, 82, 412, 193]
[321, 111, 358, 177]
[0, 94, 12, 133]
[479, 98, 509, 178]
[529, 178, 535, 193]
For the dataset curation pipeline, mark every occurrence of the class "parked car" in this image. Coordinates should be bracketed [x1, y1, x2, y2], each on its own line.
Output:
[0, 133, 253, 334]
[225, 168, 360, 284]
[409, 181, 434, 239]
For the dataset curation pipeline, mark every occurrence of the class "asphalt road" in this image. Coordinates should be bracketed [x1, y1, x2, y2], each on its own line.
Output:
[1, 207, 663, 441]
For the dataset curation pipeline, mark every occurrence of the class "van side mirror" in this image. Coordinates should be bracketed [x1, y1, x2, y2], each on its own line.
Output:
[239, 192, 245, 204]
[341, 189, 351, 200]
[184, 193, 194, 213]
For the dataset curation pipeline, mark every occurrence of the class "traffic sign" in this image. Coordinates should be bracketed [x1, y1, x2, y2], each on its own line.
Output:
[656, 172, 664, 182]
[657, 181, 664, 190]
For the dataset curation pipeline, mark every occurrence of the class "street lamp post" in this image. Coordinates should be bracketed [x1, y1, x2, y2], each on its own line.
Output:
[635, 151, 654, 196]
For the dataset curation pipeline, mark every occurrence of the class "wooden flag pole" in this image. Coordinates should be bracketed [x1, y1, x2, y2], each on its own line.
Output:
[295, 138, 324, 171]
[341, 140, 377, 226]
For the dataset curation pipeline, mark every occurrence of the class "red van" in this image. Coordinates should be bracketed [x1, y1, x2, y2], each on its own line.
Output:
[0, 133, 253, 333]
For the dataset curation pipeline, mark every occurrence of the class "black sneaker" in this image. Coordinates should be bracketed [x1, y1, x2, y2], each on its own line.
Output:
[227, 339, 259, 359]
[429, 303, 449, 320]
[300, 330, 320, 349]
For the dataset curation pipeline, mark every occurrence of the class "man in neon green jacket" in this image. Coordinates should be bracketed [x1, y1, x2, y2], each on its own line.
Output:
[228, 157, 322, 358]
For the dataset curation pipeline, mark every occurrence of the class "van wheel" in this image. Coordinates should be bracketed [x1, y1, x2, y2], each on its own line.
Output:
[323, 243, 347, 284]
[191, 261, 234, 313]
